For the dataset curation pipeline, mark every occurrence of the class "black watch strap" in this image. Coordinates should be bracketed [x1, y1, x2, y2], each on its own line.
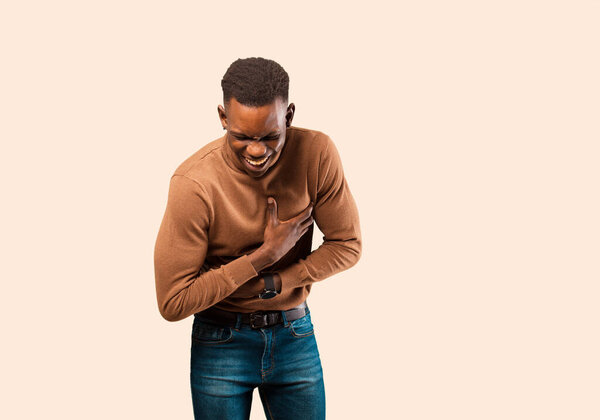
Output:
[262, 272, 276, 291]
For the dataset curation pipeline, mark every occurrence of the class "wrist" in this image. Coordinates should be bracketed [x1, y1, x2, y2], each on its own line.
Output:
[247, 247, 276, 273]
[259, 271, 282, 299]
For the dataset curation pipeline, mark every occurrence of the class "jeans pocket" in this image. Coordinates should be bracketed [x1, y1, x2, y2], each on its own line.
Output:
[192, 318, 234, 345]
[289, 312, 314, 338]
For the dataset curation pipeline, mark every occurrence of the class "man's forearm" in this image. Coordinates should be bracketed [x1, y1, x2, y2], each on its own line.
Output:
[155, 253, 259, 322]
[274, 236, 362, 294]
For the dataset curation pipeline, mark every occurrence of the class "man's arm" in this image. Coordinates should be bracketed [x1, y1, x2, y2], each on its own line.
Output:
[274, 134, 362, 294]
[154, 174, 269, 322]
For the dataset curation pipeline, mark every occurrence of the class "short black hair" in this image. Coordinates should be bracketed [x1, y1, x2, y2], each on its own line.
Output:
[221, 57, 289, 108]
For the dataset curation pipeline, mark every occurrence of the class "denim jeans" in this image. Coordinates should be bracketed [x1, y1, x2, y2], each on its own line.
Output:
[190, 306, 326, 420]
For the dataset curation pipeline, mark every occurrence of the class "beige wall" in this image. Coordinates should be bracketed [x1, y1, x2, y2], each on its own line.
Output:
[1, 1, 599, 419]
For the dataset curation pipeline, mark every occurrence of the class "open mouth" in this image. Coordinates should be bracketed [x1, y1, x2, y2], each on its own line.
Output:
[242, 155, 270, 170]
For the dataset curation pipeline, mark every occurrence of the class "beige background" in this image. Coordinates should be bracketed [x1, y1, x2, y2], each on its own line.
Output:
[1, 1, 599, 419]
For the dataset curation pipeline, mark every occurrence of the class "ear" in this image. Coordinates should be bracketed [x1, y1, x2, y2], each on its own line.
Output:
[285, 103, 295, 127]
[217, 104, 228, 130]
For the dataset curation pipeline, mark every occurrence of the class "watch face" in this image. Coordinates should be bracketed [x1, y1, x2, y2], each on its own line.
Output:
[259, 290, 277, 299]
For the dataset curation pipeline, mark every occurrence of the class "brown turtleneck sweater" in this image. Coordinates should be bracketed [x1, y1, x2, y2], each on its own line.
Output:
[154, 126, 362, 321]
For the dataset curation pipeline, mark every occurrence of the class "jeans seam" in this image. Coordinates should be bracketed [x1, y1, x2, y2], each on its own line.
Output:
[261, 388, 275, 420]
[261, 329, 276, 378]
[291, 329, 315, 338]
[260, 329, 270, 379]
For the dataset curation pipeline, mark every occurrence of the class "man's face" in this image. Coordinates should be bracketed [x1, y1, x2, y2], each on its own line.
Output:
[218, 96, 295, 178]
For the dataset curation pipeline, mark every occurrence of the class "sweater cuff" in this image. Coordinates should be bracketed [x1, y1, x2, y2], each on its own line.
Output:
[223, 254, 260, 288]
[276, 261, 310, 295]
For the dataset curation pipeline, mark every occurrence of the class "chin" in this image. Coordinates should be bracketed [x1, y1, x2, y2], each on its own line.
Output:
[247, 167, 269, 177]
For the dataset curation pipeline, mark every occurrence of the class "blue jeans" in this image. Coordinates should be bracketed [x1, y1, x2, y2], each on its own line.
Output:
[190, 306, 326, 420]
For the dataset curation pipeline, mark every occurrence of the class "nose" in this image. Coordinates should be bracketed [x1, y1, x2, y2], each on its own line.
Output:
[247, 140, 267, 157]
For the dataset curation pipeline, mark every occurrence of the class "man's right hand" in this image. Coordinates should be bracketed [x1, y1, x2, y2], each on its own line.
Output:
[262, 197, 314, 263]
[247, 197, 313, 273]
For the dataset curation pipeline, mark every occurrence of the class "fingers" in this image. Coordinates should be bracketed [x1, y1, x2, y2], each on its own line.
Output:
[273, 199, 315, 224]
[267, 197, 279, 225]
[300, 215, 314, 230]
[291, 201, 314, 223]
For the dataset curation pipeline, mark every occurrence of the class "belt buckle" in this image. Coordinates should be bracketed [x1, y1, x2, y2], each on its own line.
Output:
[250, 311, 268, 329]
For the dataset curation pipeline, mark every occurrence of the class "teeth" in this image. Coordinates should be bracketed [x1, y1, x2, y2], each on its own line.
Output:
[245, 156, 268, 166]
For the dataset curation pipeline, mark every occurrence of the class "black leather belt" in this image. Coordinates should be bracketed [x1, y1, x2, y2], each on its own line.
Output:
[195, 301, 308, 329]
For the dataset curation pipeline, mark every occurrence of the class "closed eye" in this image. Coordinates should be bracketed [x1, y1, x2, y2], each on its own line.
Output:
[232, 134, 280, 141]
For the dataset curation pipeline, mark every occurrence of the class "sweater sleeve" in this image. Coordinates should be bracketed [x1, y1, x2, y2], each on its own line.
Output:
[274, 135, 362, 294]
[153, 174, 259, 322]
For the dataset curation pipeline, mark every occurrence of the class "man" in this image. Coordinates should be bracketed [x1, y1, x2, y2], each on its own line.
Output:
[154, 57, 362, 420]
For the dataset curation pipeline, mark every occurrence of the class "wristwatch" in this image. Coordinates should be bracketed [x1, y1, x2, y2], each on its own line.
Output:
[259, 272, 279, 299]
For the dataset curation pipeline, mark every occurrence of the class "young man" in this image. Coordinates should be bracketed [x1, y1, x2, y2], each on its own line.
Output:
[154, 57, 362, 420]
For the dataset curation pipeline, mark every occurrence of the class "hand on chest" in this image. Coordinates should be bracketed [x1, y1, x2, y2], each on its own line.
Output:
[207, 183, 313, 255]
